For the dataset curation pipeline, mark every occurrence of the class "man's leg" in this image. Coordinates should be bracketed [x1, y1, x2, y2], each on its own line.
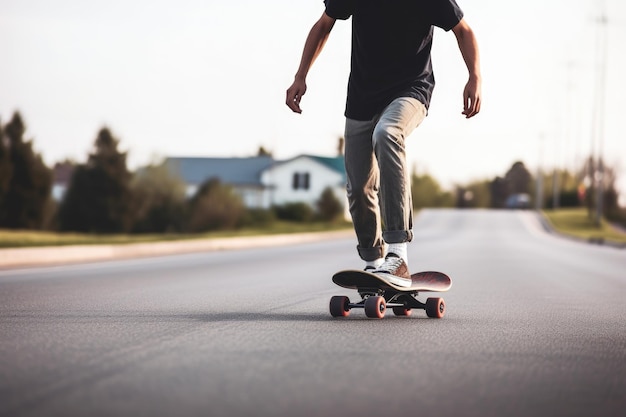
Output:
[373, 97, 427, 254]
[344, 117, 385, 264]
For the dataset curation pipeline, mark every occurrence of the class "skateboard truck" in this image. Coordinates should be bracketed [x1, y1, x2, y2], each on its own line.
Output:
[330, 270, 451, 319]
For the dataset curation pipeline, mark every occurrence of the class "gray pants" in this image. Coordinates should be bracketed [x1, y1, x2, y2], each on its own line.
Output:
[344, 97, 427, 261]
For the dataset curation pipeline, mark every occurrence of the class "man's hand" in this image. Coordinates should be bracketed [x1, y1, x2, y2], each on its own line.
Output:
[462, 76, 481, 118]
[452, 19, 481, 119]
[284, 13, 335, 115]
[286, 78, 307, 114]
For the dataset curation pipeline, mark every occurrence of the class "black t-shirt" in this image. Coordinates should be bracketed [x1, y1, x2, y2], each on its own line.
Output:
[324, 0, 463, 120]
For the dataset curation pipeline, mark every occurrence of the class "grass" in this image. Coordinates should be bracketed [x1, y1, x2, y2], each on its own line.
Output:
[542, 208, 626, 245]
[0, 221, 353, 249]
[3, 209, 625, 248]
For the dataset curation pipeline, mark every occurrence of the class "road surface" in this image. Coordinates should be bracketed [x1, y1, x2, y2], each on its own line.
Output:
[1, 209, 624, 417]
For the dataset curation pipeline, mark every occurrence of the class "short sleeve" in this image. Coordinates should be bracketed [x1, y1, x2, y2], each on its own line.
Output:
[429, 0, 464, 31]
[324, 0, 354, 20]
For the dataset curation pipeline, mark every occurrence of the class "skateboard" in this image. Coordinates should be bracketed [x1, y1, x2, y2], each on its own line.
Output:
[330, 270, 452, 319]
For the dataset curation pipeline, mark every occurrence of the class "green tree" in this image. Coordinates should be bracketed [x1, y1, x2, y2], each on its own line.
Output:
[545, 156, 621, 216]
[130, 163, 186, 233]
[337, 136, 345, 156]
[58, 127, 133, 233]
[490, 176, 508, 208]
[505, 161, 532, 194]
[540, 168, 583, 209]
[257, 146, 272, 157]
[411, 171, 454, 208]
[595, 161, 620, 219]
[316, 187, 344, 221]
[0, 118, 10, 224]
[457, 180, 491, 208]
[186, 178, 245, 232]
[0, 112, 53, 229]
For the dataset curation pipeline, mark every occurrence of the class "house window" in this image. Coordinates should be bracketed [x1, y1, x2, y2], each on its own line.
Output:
[292, 172, 310, 190]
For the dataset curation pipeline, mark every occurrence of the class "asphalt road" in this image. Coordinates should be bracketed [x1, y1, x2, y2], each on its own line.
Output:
[1, 209, 625, 417]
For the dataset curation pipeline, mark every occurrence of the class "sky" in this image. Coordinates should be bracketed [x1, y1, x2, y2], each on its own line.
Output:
[1, 0, 625, 204]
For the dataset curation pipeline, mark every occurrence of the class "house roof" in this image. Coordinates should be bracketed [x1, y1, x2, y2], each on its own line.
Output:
[164, 156, 274, 186]
[268, 154, 345, 179]
[164, 154, 346, 186]
[307, 155, 345, 175]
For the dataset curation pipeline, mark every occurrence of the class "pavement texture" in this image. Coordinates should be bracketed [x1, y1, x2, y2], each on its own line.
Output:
[1, 209, 624, 417]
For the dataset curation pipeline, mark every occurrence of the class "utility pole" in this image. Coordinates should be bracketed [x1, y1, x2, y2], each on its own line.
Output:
[553, 59, 577, 210]
[591, 1, 608, 227]
[535, 134, 544, 211]
[552, 169, 560, 209]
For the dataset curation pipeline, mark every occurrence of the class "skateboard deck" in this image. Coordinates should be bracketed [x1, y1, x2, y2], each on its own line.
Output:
[330, 270, 452, 319]
[333, 270, 451, 292]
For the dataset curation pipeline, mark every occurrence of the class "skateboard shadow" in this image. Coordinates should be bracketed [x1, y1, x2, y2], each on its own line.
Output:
[183, 312, 334, 323]
[5, 311, 438, 324]
[183, 312, 440, 322]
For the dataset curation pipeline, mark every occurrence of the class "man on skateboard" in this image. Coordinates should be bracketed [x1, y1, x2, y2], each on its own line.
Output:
[286, 0, 481, 287]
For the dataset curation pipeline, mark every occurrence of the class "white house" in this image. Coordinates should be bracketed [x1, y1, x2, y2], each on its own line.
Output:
[260, 155, 348, 219]
[164, 154, 350, 219]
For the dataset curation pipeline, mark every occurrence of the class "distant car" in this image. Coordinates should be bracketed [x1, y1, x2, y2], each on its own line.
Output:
[505, 193, 531, 209]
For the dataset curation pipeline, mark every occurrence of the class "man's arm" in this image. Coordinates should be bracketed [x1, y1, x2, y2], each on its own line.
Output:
[451, 18, 482, 118]
[286, 12, 336, 114]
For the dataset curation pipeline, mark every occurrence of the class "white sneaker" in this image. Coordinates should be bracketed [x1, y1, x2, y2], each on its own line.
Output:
[373, 254, 412, 288]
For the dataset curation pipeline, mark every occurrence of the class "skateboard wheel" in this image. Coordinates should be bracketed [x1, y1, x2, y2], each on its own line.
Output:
[329, 296, 350, 317]
[392, 307, 412, 317]
[364, 296, 386, 319]
[425, 297, 445, 318]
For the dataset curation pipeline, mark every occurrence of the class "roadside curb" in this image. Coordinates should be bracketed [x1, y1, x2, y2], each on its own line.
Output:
[0, 229, 354, 270]
[535, 211, 626, 249]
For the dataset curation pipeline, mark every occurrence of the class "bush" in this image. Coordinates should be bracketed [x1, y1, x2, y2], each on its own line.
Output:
[240, 208, 276, 228]
[130, 164, 186, 233]
[273, 202, 314, 223]
[316, 187, 344, 222]
[557, 191, 580, 208]
[186, 178, 245, 232]
[607, 207, 626, 228]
